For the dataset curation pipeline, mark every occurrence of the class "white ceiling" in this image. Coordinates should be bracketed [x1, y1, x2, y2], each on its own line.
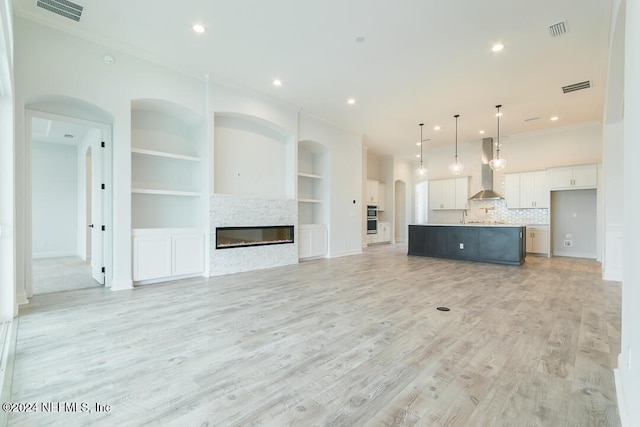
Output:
[14, 0, 613, 160]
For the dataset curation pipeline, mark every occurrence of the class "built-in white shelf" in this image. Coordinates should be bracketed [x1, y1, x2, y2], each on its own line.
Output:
[298, 198, 323, 203]
[298, 172, 323, 179]
[131, 188, 201, 197]
[131, 148, 200, 162]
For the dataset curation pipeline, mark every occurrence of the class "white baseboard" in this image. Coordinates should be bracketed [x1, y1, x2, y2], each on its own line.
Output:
[329, 249, 362, 258]
[109, 279, 134, 291]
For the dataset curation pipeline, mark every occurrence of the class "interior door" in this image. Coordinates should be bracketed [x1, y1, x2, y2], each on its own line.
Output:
[90, 139, 104, 285]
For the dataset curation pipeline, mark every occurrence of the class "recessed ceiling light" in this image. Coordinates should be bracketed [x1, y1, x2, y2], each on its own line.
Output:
[192, 23, 206, 33]
[416, 141, 421, 146]
[479, 130, 485, 134]
[433, 126, 440, 131]
[102, 54, 115, 65]
[496, 112, 503, 117]
[355, 36, 365, 43]
[347, 98, 356, 105]
[492, 43, 504, 52]
[64, 134, 74, 138]
[273, 79, 282, 86]
[551, 116, 559, 121]
[416, 154, 420, 158]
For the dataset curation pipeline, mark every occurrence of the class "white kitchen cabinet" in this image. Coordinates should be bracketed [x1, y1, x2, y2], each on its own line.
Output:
[378, 182, 386, 211]
[429, 177, 468, 210]
[298, 224, 328, 259]
[366, 233, 378, 244]
[366, 179, 379, 205]
[525, 225, 549, 255]
[133, 229, 205, 282]
[378, 222, 391, 243]
[504, 171, 548, 208]
[549, 164, 597, 190]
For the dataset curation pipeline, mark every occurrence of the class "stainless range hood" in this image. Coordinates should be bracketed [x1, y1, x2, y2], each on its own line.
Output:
[469, 137, 503, 200]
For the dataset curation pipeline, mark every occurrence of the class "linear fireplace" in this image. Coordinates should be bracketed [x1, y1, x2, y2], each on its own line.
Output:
[216, 225, 294, 249]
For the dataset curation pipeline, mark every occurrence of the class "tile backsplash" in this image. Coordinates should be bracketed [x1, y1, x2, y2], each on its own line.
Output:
[428, 199, 549, 225]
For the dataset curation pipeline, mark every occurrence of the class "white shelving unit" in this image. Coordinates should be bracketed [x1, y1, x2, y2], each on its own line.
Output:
[298, 140, 329, 259]
[131, 101, 207, 283]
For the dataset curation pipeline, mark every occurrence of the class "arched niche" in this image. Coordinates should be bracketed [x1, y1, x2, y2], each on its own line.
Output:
[214, 112, 295, 199]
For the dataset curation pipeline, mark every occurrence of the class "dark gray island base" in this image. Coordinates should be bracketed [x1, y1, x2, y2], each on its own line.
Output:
[408, 224, 526, 265]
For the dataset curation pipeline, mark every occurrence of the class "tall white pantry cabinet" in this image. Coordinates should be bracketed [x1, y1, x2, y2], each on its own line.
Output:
[130, 101, 207, 283]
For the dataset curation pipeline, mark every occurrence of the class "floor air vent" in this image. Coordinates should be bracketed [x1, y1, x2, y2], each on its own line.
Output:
[562, 80, 591, 94]
[37, 0, 83, 22]
[549, 20, 568, 37]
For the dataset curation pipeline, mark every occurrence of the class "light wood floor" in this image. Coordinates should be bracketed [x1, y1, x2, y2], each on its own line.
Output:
[31, 256, 101, 294]
[8, 244, 621, 426]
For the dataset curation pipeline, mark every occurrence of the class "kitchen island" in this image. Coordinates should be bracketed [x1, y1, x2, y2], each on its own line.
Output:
[408, 224, 526, 265]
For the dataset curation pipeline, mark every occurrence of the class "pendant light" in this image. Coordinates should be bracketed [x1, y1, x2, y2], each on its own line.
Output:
[489, 104, 507, 171]
[417, 123, 426, 177]
[449, 114, 464, 175]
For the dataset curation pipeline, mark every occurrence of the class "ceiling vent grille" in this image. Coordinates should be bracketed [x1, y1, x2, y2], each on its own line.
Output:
[36, 0, 83, 22]
[562, 80, 591, 93]
[549, 20, 568, 37]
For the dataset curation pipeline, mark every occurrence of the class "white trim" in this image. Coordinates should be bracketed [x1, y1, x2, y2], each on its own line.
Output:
[329, 249, 362, 258]
[614, 367, 630, 427]
[110, 279, 134, 291]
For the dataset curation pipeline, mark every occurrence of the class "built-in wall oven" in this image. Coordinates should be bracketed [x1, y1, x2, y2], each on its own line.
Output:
[367, 205, 377, 234]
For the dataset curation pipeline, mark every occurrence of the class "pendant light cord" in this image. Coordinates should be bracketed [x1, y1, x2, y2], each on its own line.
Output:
[419, 123, 424, 169]
[454, 114, 459, 164]
[496, 105, 501, 159]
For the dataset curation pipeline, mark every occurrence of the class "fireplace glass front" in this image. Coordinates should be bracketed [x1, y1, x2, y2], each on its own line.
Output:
[215, 225, 294, 249]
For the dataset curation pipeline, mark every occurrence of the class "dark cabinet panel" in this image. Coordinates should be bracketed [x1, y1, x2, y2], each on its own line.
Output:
[408, 225, 525, 266]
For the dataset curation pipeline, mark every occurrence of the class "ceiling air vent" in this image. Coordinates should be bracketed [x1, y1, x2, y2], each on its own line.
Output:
[36, 0, 83, 22]
[549, 20, 568, 37]
[562, 80, 591, 94]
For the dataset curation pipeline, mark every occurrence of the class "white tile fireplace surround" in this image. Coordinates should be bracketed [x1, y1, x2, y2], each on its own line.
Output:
[210, 194, 298, 276]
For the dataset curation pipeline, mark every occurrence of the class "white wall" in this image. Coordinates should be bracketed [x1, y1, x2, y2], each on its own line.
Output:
[31, 141, 77, 257]
[14, 17, 208, 293]
[0, 0, 15, 320]
[619, 0, 640, 424]
[214, 114, 289, 198]
[298, 112, 362, 258]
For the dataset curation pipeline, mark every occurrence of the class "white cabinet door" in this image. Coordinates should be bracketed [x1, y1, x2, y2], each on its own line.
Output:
[526, 226, 549, 254]
[173, 233, 205, 276]
[454, 177, 469, 209]
[441, 179, 456, 209]
[378, 182, 386, 211]
[311, 228, 328, 256]
[505, 171, 548, 209]
[504, 173, 521, 208]
[549, 164, 597, 190]
[299, 225, 328, 259]
[133, 235, 172, 281]
[428, 180, 443, 210]
[572, 164, 597, 188]
[366, 180, 379, 205]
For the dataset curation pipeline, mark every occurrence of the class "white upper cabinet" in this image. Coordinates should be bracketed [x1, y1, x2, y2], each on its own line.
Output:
[429, 177, 468, 210]
[377, 182, 386, 211]
[549, 164, 597, 190]
[505, 170, 548, 209]
[366, 179, 379, 205]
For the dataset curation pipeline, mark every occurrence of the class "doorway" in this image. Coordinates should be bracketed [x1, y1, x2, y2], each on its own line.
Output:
[394, 180, 407, 243]
[551, 189, 597, 258]
[30, 113, 105, 294]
